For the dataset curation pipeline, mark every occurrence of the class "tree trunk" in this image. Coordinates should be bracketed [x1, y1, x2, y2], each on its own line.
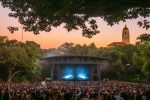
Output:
[7, 68, 13, 82]
[7, 71, 22, 83]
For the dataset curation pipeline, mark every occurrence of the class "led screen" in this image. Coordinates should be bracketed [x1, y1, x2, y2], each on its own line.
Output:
[62, 65, 90, 81]
[62, 66, 74, 80]
[76, 66, 89, 80]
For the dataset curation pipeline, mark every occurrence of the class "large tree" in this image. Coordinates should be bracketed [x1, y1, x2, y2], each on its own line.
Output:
[1, 0, 150, 38]
[0, 36, 40, 82]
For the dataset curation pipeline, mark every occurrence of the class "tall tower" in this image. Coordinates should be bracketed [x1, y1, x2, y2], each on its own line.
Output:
[122, 25, 130, 44]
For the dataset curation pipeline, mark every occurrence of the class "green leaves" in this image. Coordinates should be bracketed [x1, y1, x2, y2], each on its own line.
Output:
[1, 0, 150, 38]
[0, 36, 40, 81]
[137, 33, 150, 43]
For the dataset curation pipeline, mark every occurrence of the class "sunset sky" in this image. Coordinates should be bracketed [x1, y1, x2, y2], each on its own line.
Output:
[0, 5, 149, 49]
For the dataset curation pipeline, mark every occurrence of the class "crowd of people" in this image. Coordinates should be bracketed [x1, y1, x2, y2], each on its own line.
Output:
[0, 80, 150, 100]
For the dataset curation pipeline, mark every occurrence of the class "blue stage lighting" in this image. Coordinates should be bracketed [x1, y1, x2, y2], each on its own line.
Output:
[62, 65, 90, 80]
[78, 74, 88, 80]
[63, 74, 74, 79]
[76, 66, 89, 80]
[62, 66, 74, 80]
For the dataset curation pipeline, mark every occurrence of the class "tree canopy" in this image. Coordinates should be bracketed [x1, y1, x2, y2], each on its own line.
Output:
[42, 40, 150, 82]
[1, 0, 150, 38]
[137, 33, 150, 43]
[1, 35, 150, 82]
[0, 36, 40, 82]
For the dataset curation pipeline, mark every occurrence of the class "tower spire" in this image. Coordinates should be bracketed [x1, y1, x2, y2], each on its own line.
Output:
[122, 25, 130, 44]
[125, 24, 127, 28]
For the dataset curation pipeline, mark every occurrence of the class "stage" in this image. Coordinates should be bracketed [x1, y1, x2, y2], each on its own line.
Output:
[41, 55, 110, 81]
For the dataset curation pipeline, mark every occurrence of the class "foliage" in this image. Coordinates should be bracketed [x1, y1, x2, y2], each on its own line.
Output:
[43, 42, 150, 82]
[0, 36, 40, 82]
[1, 35, 150, 82]
[107, 44, 150, 82]
[137, 33, 150, 44]
[57, 42, 75, 54]
[1, 0, 150, 38]
[56, 42, 99, 56]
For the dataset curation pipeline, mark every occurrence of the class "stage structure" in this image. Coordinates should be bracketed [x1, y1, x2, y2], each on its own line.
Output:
[41, 55, 110, 81]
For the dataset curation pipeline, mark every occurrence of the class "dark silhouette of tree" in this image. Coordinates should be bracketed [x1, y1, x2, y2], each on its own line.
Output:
[137, 33, 150, 43]
[1, 0, 150, 38]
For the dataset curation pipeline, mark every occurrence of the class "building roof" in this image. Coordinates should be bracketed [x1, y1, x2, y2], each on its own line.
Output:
[41, 55, 110, 60]
[41, 55, 111, 64]
[107, 42, 126, 47]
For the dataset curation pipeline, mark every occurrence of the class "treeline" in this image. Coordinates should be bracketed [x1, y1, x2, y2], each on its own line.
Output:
[0, 33, 150, 82]
[42, 33, 150, 82]
[43, 42, 150, 83]
[0, 36, 41, 82]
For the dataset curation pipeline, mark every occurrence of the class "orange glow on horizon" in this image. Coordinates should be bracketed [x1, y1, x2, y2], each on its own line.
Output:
[0, 6, 150, 49]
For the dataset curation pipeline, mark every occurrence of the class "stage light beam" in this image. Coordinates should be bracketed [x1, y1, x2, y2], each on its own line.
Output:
[63, 74, 74, 79]
[78, 74, 88, 80]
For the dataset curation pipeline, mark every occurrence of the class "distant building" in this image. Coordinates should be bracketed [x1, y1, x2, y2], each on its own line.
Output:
[107, 42, 126, 47]
[107, 25, 130, 47]
[122, 25, 130, 44]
